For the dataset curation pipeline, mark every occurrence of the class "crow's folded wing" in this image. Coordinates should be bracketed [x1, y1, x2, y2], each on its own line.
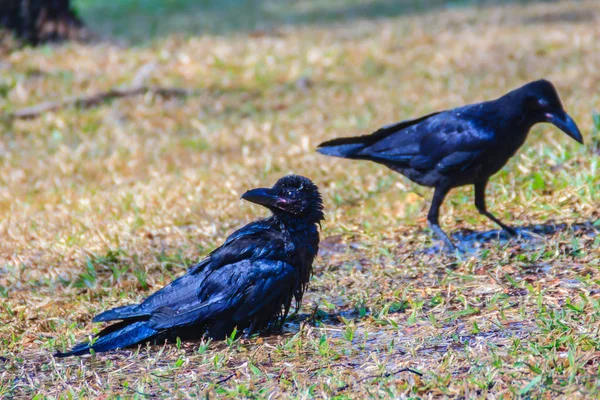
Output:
[95, 227, 287, 323]
[188, 221, 282, 274]
[93, 271, 203, 322]
[358, 112, 495, 172]
[148, 259, 296, 330]
[316, 112, 441, 160]
[410, 116, 495, 172]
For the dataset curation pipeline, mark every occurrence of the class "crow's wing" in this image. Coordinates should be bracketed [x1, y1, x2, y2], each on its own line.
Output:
[187, 219, 276, 274]
[410, 115, 495, 172]
[350, 112, 444, 163]
[64, 258, 296, 355]
[316, 112, 441, 159]
[93, 271, 204, 322]
[222, 219, 274, 246]
[206, 229, 288, 267]
[148, 259, 296, 330]
[95, 227, 287, 323]
[357, 112, 495, 172]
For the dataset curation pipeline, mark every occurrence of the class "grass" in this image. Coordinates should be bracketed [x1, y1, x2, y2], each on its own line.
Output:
[1, 0, 600, 397]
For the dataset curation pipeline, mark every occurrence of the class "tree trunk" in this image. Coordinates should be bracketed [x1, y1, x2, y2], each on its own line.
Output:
[0, 0, 88, 45]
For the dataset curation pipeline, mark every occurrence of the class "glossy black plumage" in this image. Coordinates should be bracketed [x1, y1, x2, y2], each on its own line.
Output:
[56, 175, 324, 357]
[317, 80, 583, 250]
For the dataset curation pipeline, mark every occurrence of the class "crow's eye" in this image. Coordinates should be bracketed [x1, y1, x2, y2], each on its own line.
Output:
[525, 96, 545, 112]
[286, 189, 296, 198]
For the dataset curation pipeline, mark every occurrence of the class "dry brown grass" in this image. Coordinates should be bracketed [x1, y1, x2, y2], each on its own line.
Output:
[1, 0, 600, 398]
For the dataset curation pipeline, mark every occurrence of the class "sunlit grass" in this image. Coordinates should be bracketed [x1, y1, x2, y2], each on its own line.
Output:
[1, 0, 599, 397]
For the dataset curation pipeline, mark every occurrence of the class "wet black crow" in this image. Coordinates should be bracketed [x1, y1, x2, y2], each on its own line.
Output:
[56, 175, 324, 356]
[317, 80, 582, 250]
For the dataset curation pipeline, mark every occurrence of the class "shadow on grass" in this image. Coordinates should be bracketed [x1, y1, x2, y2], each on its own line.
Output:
[423, 220, 599, 254]
[75, 0, 565, 44]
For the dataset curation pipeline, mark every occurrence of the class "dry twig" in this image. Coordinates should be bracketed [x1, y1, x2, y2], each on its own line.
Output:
[215, 373, 236, 385]
[8, 86, 196, 120]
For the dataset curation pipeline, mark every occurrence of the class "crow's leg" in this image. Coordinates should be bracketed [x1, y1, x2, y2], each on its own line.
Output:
[427, 185, 456, 251]
[243, 319, 261, 338]
[474, 180, 517, 236]
[207, 320, 235, 340]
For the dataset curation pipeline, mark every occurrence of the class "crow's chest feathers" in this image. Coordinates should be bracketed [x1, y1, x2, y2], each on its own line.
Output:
[276, 220, 319, 269]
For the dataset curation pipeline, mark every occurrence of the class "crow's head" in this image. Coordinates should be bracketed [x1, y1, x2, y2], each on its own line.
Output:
[242, 175, 324, 223]
[519, 79, 583, 144]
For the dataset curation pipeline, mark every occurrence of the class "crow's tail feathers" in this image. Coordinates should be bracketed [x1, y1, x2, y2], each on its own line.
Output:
[93, 304, 145, 322]
[317, 112, 442, 160]
[316, 137, 367, 159]
[54, 320, 158, 357]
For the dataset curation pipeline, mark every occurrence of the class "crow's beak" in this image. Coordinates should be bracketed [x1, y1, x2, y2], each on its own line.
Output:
[545, 111, 583, 144]
[241, 188, 284, 209]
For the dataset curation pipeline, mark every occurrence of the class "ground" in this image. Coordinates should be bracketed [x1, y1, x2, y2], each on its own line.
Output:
[1, 0, 599, 398]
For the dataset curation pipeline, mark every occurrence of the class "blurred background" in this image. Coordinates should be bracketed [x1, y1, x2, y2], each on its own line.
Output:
[2, 1, 581, 44]
[1, 1, 599, 397]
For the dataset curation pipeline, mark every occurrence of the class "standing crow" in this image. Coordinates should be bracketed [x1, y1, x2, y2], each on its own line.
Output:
[317, 80, 582, 250]
[56, 175, 324, 356]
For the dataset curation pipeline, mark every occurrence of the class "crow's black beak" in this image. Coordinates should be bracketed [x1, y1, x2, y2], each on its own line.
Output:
[241, 188, 284, 209]
[545, 111, 583, 144]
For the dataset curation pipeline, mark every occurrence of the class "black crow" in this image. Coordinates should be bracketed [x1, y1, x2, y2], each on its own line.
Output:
[56, 175, 324, 356]
[317, 80, 582, 250]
